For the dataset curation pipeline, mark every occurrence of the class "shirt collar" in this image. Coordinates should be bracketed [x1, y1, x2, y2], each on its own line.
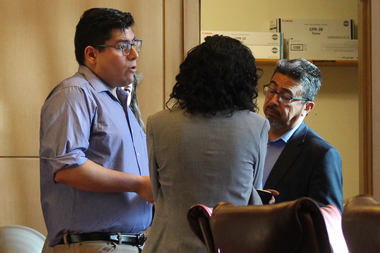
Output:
[77, 65, 129, 102]
[269, 121, 303, 144]
[78, 65, 112, 93]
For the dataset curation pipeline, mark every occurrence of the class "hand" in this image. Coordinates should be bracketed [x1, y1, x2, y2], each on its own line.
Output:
[265, 189, 279, 204]
[135, 176, 154, 203]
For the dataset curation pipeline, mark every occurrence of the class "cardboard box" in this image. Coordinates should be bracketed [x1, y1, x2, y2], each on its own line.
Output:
[247, 45, 282, 59]
[270, 18, 354, 40]
[201, 31, 283, 46]
[286, 38, 358, 60]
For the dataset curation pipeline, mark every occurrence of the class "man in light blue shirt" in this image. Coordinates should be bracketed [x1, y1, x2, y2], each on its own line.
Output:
[40, 8, 153, 253]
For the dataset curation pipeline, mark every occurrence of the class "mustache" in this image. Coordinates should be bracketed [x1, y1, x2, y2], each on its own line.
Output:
[264, 105, 281, 116]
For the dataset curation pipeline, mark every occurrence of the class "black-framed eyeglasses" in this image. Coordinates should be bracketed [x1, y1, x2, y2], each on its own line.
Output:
[95, 40, 142, 56]
[263, 84, 308, 105]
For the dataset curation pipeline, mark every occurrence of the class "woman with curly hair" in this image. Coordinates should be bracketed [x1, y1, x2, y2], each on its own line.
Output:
[143, 35, 269, 253]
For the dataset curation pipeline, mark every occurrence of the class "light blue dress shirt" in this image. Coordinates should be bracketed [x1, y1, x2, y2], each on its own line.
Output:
[262, 122, 302, 186]
[40, 65, 152, 246]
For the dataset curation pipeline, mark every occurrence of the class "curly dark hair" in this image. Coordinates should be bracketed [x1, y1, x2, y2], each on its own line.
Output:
[74, 8, 134, 65]
[272, 58, 322, 103]
[167, 35, 261, 115]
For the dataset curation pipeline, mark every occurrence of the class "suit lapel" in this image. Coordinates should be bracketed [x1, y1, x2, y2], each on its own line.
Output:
[264, 122, 308, 189]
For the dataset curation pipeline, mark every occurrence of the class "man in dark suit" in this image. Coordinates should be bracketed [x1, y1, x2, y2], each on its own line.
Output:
[262, 58, 343, 213]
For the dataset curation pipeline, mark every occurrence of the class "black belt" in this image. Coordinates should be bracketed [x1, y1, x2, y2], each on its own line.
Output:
[57, 232, 146, 246]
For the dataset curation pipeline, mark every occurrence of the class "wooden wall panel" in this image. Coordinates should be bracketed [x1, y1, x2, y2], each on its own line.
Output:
[164, 0, 184, 104]
[183, 0, 200, 57]
[371, 0, 380, 198]
[125, 1, 165, 122]
[0, 0, 164, 157]
[0, 158, 46, 235]
[358, 0, 373, 195]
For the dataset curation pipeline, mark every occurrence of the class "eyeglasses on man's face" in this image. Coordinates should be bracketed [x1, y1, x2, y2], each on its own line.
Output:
[263, 84, 308, 105]
[95, 40, 142, 56]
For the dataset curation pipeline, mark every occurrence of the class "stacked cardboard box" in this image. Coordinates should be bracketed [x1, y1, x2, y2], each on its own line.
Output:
[201, 31, 283, 59]
[269, 18, 357, 60]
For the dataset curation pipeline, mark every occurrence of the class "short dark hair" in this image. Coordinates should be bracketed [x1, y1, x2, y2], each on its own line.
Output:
[272, 58, 322, 102]
[167, 35, 261, 116]
[74, 8, 134, 65]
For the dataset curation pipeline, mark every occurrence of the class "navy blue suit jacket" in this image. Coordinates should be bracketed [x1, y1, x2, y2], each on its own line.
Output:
[264, 121, 343, 213]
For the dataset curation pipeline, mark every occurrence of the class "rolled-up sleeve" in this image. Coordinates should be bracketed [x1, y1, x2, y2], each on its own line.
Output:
[40, 85, 93, 174]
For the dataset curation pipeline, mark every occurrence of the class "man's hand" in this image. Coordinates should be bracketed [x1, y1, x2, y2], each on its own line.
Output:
[136, 176, 154, 203]
[266, 189, 280, 204]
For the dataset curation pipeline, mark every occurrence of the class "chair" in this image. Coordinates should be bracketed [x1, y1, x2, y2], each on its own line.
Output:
[0, 225, 46, 253]
[342, 194, 380, 253]
[188, 197, 333, 253]
[187, 204, 215, 253]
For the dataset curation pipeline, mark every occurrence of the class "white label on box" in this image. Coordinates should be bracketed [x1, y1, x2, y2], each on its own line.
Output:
[290, 44, 304, 51]
[201, 31, 282, 46]
[269, 18, 354, 40]
[287, 39, 358, 60]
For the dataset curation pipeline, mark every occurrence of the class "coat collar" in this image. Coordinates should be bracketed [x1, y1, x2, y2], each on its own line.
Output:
[264, 121, 308, 188]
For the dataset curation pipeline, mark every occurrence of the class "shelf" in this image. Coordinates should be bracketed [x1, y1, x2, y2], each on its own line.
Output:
[256, 59, 280, 65]
[256, 59, 358, 66]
